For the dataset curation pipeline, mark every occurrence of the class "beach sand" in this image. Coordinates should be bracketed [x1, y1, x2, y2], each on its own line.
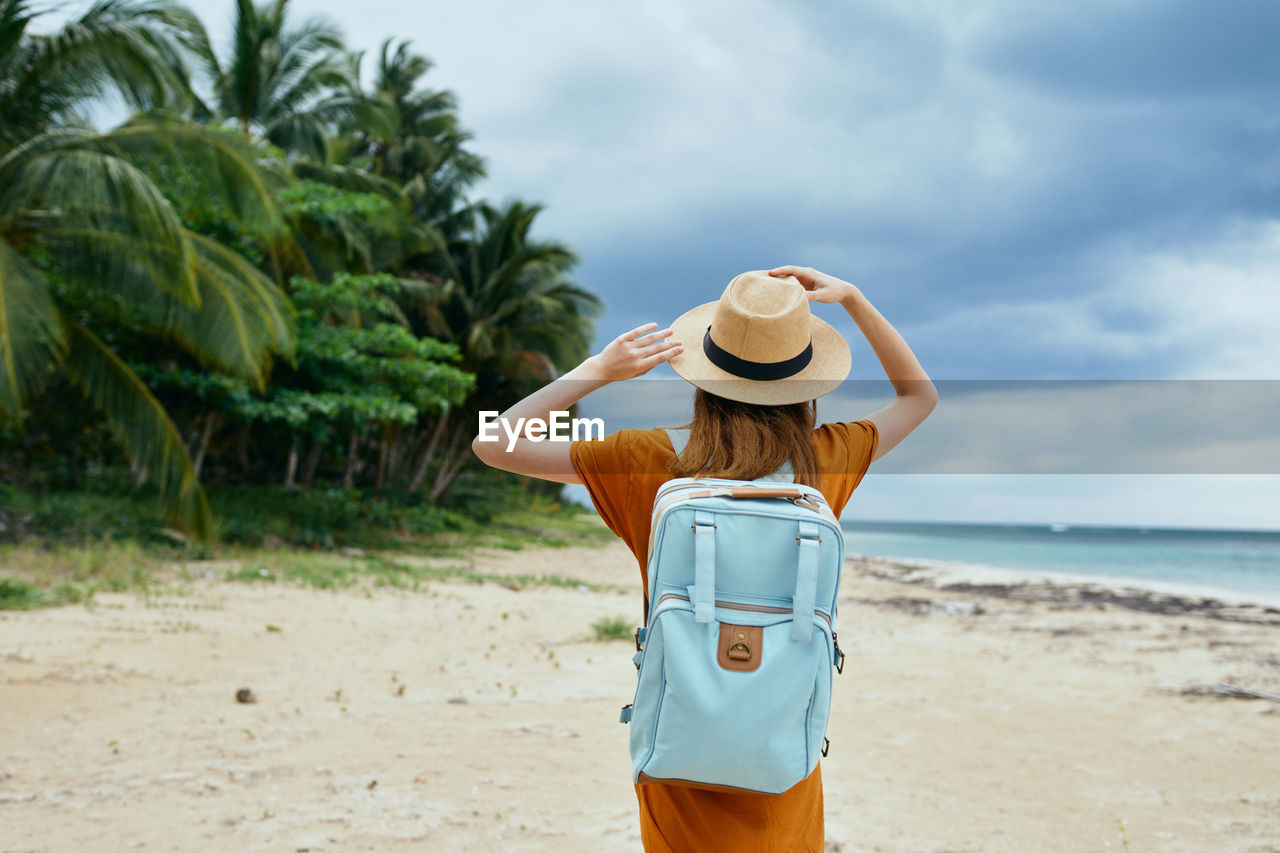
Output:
[1, 534, 1278, 852]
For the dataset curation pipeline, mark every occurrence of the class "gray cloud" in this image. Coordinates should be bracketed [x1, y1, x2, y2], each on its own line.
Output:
[567, 380, 1280, 474]
[971, 0, 1280, 100]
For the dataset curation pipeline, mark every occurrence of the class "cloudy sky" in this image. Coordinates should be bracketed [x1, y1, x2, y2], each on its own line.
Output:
[127, 1, 1280, 526]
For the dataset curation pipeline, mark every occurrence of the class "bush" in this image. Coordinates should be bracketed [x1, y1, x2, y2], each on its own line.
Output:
[591, 616, 632, 642]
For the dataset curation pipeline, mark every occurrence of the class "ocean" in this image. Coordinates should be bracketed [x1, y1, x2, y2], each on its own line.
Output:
[840, 521, 1280, 606]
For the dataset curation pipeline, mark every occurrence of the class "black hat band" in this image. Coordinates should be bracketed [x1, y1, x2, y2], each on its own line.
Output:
[702, 325, 814, 381]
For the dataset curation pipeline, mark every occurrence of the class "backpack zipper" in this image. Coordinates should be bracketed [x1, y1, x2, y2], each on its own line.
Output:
[649, 592, 843, 670]
[651, 592, 834, 631]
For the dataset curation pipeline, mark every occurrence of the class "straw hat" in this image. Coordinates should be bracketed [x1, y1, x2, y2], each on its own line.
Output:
[667, 270, 851, 405]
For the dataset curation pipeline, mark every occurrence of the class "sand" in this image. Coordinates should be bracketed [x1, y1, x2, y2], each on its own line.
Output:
[1, 537, 1278, 852]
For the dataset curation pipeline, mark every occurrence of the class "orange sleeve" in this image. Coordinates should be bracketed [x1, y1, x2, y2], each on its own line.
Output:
[814, 419, 879, 516]
[569, 430, 635, 542]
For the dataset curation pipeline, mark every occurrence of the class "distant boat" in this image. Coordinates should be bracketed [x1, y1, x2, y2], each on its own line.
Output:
[1049, 523, 1069, 533]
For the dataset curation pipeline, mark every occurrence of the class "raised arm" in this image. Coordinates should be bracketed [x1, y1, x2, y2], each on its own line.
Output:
[470, 323, 684, 483]
[770, 266, 937, 460]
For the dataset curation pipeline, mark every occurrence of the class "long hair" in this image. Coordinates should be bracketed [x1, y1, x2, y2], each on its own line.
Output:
[665, 388, 819, 488]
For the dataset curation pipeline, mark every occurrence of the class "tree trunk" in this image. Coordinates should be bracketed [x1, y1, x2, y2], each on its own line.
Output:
[428, 421, 470, 501]
[283, 438, 300, 488]
[129, 456, 148, 487]
[342, 431, 361, 489]
[375, 431, 389, 490]
[192, 412, 220, 479]
[66, 433, 81, 488]
[236, 423, 251, 477]
[385, 426, 419, 489]
[302, 440, 325, 489]
[407, 413, 450, 492]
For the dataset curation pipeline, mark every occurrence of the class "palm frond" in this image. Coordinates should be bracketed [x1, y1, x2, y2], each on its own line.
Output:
[290, 159, 405, 199]
[218, 0, 262, 125]
[0, 236, 65, 421]
[61, 317, 216, 541]
[23, 0, 205, 113]
[104, 112, 287, 236]
[124, 231, 297, 385]
[3, 144, 198, 303]
[263, 111, 328, 161]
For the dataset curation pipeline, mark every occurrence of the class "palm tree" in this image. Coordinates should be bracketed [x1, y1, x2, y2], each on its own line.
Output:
[350, 39, 486, 228]
[407, 199, 601, 498]
[0, 0, 295, 540]
[0, 0, 210, 146]
[209, 0, 386, 163]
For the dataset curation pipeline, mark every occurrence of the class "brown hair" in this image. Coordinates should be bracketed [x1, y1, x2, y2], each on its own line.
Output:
[665, 389, 819, 488]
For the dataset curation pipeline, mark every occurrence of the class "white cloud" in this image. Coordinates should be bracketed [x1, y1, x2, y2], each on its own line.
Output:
[1099, 220, 1280, 378]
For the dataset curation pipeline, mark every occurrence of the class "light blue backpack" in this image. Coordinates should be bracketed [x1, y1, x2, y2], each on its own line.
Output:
[618, 428, 847, 795]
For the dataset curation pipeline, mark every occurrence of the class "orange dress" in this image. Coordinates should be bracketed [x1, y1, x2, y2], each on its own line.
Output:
[569, 420, 879, 852]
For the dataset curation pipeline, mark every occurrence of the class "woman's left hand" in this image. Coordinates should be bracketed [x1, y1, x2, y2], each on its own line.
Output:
[589, 322, 683, 381]
[768, 265, 859, 305]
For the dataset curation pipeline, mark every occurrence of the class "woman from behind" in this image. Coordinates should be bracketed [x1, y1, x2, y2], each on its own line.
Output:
[472, 265, 937, 851]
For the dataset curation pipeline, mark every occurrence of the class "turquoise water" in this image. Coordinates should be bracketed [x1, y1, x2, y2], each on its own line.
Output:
[840, 521, 1280, 604]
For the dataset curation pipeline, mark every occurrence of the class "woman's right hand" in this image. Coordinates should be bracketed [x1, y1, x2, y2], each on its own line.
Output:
[588, 322, 683, 382]
[768, 265, 860, 305]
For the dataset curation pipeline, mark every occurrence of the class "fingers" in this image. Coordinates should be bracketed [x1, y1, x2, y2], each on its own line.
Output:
[637, 337, 682, 358]
[620, 322, 659, 342]
[639, 340, 684, 368]
[633, 326, 674, 347]
[769, 265, 818, 284]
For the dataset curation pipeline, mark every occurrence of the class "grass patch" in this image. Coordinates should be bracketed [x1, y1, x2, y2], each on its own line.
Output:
[218, 551, 610, 594]
[0, 576, 90, 610]
[591, 616, 633, 642]
[0, 536, 158, 610]
[0, 479, 615, 610]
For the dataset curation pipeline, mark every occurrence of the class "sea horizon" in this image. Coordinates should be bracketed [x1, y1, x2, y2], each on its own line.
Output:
[839, 518, 1280, 608]
[843, 518, 1280, 535]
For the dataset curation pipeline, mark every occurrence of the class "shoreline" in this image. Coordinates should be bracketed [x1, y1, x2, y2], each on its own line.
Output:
[846, 551, 1280, 624]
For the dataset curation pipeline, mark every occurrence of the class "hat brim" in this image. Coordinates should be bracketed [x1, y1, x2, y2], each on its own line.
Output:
[666, 301, 852, 405]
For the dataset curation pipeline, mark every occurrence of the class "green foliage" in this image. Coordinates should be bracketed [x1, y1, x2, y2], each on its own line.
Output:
[0, 0, 209, 147]
[0, 480, 198, 548]
[235, 273, 472, 443]
[0, 26, 296, 539]
[279, 179, 393, 223]
[0, 576, 50, 609]
[0, 574, 94, 610]
[280, 176, 423, 279]
[209, 484, 471, 550]
[218, 550, 605, 594]
[0, 478, 609, 609]
[211, 0, 390, 161]
[0, 0, 601, 532]
[426, 199, 601, 380]
[340, 38, 486, 229]
[591, 616, 633, 643]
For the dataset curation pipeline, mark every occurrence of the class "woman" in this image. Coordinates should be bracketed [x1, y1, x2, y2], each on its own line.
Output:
[472, 265, 937, 852]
